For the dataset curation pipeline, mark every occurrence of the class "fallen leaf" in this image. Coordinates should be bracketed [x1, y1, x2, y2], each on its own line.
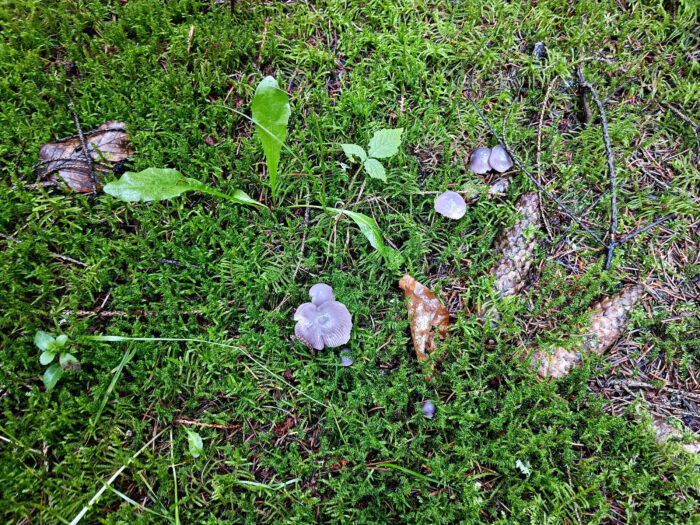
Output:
[399, 274, 449, 362]
[36, 121, 133, 192]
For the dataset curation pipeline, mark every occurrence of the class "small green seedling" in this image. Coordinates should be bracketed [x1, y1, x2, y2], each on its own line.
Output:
[185, 427, 204, 458]
[35, 331, 80, 390]
[342, 128, 404, 181]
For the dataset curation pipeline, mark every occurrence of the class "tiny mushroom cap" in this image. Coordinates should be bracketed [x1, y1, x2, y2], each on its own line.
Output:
[339, 348, 354, 367]
[294, 285, 352, 350]
[488, 145, 513, 173]
[470, 147, 492, 174]
[434, 191, 467, 220]
[421, 400, 436, 419]
[309, 283, 335, 305]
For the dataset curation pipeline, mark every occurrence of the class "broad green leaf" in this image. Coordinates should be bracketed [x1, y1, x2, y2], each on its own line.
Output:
[251, 76, 290, 201]
[327, 207, 403, 269]
[60, 353, 81, 371]
[363, 158, 386, 181]
[40, 351, 56, 365]
[104, 168, 266, 208]
[341, 144, 367, 163]
[43, 364, 64, 391]
[367, 128, 403, 159]
[55, 334, 69, 348]
[35, 331, 55, 351]
[104, 168, 198, 202]
[186, 428, 204, 458]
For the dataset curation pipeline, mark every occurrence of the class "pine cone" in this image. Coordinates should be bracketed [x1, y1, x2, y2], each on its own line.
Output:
[490, 191, 540, 298]
[531, 284, 644, 379]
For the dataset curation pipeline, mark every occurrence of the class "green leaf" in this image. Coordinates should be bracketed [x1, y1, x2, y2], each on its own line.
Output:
[54, 334, 69, 348]
[35, 331, 55, 351]
[341, 144, 367, 163]
[104, 168, 266, 208]
[251, 76, 290, 202]
[363, 158, 386, 181]
[367, 128, 403, 159]
[327, 207, 403, 269]
[59, 353, 81, 371]
[186, 428, 204, 458]
[43, 364, 64, 391]
[104, 168, 198, 202]
[39, 351, 56, 365]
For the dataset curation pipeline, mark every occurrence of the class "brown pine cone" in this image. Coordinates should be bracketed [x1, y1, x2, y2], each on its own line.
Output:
[490, 191, 540, 298]
[531, 284, 644, 379]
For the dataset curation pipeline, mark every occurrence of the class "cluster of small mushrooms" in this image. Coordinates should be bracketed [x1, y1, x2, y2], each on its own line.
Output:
[433, 145, 514, 220]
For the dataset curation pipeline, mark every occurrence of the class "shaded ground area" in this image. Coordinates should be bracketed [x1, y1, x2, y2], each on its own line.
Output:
[1, 1, 698, 523]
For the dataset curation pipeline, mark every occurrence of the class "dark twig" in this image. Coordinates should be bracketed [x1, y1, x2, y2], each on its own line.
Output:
[578, 70, 618, 269]
[612, 214, 676, 246]
[67, 95, 98, 195]
[464, 72, 604, 245]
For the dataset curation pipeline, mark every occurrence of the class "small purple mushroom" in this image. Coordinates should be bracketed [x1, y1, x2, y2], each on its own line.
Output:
[434, 191, 467, 220]
[421, 400, 436, 419]
[339, 348, 354, 367]
[294, 284, 352, 350]
[488, 145, 513, 173]
[470, 147, 491, 174]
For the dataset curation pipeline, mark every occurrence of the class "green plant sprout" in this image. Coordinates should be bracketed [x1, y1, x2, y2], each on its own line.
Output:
[34, 331, 80, 390]
[342, 128, 403, 182]
[184, 427, 203, 458]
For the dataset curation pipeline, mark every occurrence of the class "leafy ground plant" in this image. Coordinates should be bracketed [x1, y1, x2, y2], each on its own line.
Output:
[342, 128, 403, 181]
[34, 331, 79, 390]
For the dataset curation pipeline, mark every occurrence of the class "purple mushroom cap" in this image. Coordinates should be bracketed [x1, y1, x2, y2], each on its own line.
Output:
[421, 400, 436, 419]
[488, 145, 513, 173]
[294, 285, 352, 350]
[339, 348, 354, 367]
[434, 191, 467, 220]
[470, 147, 492, 174]
[309, 283, 335, 305]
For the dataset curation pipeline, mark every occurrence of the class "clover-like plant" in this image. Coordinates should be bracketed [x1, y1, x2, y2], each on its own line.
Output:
[35, 331, 80, 390]
[342, 128, 403, 181]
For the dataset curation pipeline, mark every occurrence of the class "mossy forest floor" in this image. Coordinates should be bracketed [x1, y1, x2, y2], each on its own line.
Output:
[1, 1, 699, 523]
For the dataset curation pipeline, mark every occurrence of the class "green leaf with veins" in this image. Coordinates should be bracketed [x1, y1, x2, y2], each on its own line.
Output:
[40, 351, 56, 365]
[367, 128, 403, 159]
[251, 76, 290, 203]
[363, 158, 386, 181]
[341, 144, 367, 163]
[43, 364, 64, 391]
[186, 428, 204, 458]
[35, 331, 55, 351]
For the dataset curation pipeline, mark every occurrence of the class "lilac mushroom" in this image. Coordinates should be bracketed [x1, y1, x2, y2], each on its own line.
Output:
[488, 145, 513, 173]
[469, 147, 491, 174]
[434, 191, 467, 220]
[294, 284, 352, 350]
[339, 348, 354, 367]
[421, 400, 436, 419]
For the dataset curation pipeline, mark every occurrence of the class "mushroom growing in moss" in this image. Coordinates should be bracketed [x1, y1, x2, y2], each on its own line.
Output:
[469, 147, 491, 174]
[488, 145, 513, 173]
[294, 284, 352, 350]
[434, 191, 467, 220]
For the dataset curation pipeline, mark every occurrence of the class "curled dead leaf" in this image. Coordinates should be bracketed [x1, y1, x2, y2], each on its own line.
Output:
[36, 121, 133, 192]
[398, 274, 449, 362]
[530, 284, 644, 379]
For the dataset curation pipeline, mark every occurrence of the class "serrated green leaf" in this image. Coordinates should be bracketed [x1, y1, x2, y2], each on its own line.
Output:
[59, 353, 81, 371]
[186, 428, 204, 458]
[35, 331, 55, 351]
[341, 144, 367, 163]
[104, 168, 197, 202]
[367, 128, 403, 159]
[251, 76, 290, 202]
[43, 364, 64, 391]
[363, 158, 386, 181]
[39, 351, 56, 365]
[327, 207, 403, 269]
[55, 334, 69, 348]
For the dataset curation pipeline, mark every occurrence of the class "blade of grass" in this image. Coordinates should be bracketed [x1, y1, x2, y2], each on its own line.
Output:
[88, 347, 137, 437]
[372, 462, 453, 489]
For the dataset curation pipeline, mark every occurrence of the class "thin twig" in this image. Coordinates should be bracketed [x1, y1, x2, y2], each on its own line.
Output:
[613, 214, 676, 246]
[67, 95, 98, 195]
[578, 70, 618, 269]
[175, 419, 241, 429]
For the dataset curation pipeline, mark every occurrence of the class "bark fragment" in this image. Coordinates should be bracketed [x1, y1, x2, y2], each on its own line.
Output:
[399, 274, 449, 362]
[531, 284, 644, 379]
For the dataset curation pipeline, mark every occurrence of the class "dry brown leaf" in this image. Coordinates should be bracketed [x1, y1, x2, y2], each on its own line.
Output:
[36, 121, 133, 192]
[399, 274, 449, 362]
[530, 284, 644, 379]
